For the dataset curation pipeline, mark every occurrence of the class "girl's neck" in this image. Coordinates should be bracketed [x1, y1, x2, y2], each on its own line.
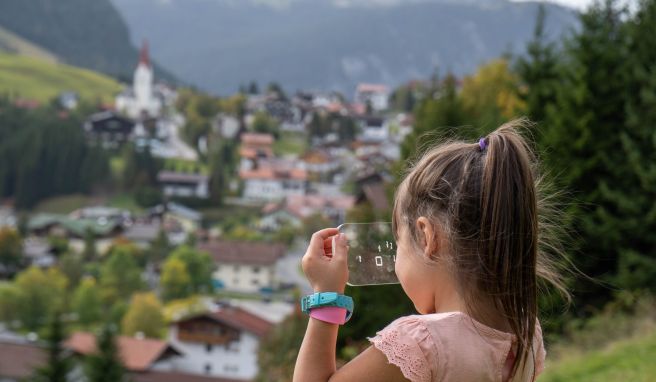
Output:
[434, 289, 512, 334]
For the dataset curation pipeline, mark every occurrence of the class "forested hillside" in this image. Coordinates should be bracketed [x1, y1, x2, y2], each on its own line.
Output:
[0, 0, 176, 83]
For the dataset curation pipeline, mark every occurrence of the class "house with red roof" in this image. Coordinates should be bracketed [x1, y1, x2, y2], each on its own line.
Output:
[239, 158, 308, 202]
[168, 305, 274, 380]
[65, 332, 183, 373]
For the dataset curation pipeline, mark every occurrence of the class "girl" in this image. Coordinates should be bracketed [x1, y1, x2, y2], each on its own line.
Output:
[293, 121, 567, 382]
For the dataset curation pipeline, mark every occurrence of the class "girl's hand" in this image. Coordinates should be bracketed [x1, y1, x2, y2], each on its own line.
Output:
[301, 228, 349, 294]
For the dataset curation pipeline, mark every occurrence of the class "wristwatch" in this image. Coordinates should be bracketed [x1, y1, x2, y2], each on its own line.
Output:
[300, 292, 354, 322]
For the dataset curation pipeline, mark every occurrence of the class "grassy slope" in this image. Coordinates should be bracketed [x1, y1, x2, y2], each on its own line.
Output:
[540, 332, 656, 382]
[0, 52, 122, 103]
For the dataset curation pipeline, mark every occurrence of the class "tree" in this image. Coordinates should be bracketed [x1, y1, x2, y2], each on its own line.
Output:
[612, 0, 656, 291]
[539, 0, 630, 308]
[73, 277, 103, 327]
[14, 267, 68, 331]
[0, 227, 22, 272]
[169, 246, 214, 294]
[148, 228, 170, 264]
[208, 144, 227, 206]
[33, 313, 72, 382]
[99, 244, 143, 303]
[515, 4, 562, 131]
[251, 111, 280, 138]
[161, 257, 192, 301]
[85, 323, 126, 382]
[459, 58, 524, 130]
[58, 252, 85, 289]
[121, 292, 165, 338]
[0, 283, 19, 324]
[82, 229, 97, 262]
[256, 307, 307, 382]
[400, 74, 467, 162]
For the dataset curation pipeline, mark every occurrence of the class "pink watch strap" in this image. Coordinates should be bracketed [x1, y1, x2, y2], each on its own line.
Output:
[309, 306, 348, 325]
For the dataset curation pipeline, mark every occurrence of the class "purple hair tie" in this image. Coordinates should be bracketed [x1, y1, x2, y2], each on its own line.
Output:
[478, 137, 487, 152]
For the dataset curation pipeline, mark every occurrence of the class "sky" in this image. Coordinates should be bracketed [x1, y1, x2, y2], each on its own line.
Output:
[512, 0, 637, 10]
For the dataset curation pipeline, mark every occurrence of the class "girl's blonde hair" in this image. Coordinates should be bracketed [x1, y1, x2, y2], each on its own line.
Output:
[392, 119, 568, 378]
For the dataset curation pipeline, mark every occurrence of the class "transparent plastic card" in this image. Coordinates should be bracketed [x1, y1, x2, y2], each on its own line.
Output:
[338, 222, 399, 286]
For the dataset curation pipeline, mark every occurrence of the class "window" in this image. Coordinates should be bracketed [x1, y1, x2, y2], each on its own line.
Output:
[252, 279, 260, 286]
[206, 343, 212, 353]
[223, 364, 239, 373]
[205, 363, 212, 374]
[252, 266, 260, 273]
[234, 265, 240, 272]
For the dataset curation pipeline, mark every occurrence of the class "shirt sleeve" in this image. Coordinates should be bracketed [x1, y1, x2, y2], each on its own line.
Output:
[367, 316, 435, 382]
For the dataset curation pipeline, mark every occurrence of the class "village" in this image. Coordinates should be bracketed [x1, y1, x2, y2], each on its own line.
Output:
[0, 42, 417, 382]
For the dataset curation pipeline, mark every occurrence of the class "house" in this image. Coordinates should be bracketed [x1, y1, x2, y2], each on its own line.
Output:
[168, 305, 274, 380]
[122, 221, 161, 249]
[213, 114, 242, 140]
[0, 341, 47, 381]
[27, 213, 123, 254]
[357, 115, 389, 143]
[354, 83, 390, 112]
[259, 194, 355, 231]
[0, 206, 16, 229]
[300, 149, 341, 181]
[65, 332, 183, 373]
[0, 337, 82, 382]
[240, 159, 307, 202]
[149, 202, 202, 245]
[83, 110, 135, 148]
[355, 172, 390, 212]
[198, 240, 286, 293]
[258, 202, 303, 232]
[239, 133, 274, 172]
[158, 171, 210, 199]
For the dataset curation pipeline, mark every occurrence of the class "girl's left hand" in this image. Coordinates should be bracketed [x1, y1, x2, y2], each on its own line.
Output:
[301, 227, 349, 294]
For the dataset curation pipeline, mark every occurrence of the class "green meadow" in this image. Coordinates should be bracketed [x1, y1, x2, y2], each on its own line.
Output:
[0, 52, 121, 103]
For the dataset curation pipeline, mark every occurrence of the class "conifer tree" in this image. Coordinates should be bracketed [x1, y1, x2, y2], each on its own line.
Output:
[85, 324, 126, 382]
[33, 313, 71, 382]
[515, 4, 561, 137]
[612, 0, 656, 291]
[541, 0, 629, 305]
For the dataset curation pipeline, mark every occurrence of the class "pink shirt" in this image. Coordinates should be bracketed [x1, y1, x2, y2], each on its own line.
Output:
[367, 312, 546, 382]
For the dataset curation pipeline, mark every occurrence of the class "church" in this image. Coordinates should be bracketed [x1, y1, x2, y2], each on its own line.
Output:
[115, 41, 163, 119]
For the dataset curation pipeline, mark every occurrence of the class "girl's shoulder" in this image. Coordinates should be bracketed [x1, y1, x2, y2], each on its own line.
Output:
[368, 312, 546, 382]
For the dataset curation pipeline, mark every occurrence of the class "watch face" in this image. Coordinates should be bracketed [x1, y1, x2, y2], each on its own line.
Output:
[338, 222, 400, 286]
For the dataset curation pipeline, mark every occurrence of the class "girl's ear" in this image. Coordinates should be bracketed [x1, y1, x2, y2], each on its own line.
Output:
[415, 216, 439, 260]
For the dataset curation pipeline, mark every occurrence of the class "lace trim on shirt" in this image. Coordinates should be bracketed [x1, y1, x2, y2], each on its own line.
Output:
[368, 326, 432, 382]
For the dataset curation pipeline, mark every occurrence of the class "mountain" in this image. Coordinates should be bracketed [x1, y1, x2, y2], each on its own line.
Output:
[110, 0, 577, 95]
[0, 0, 176, 83]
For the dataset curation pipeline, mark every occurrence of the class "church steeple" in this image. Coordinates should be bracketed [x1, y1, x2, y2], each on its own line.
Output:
[139, 40, 150, 68]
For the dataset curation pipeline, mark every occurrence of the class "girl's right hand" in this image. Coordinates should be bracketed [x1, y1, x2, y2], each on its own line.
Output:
[301, 228, 349, 294]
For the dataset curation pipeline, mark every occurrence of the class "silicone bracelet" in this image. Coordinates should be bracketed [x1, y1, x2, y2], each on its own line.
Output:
[309, 306, 348, 325]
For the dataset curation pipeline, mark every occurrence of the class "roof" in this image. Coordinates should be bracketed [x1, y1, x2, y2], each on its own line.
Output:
[176, 306, 274, 338]
[240, 133, 274, 146]
[198, 240, 286, 267]
[356, 83, 389, 94]
[157, 171, 208, 184]
[283, 194, 355, 219]
[28, 213, 122, 237]
[65, 332, 182, 372]
[0, 341, 48, 379]
[239, 167, 307, 181]
[360, 182, 389, 211]
[139, 40, 150, 67]
[132, 370, 247, 382]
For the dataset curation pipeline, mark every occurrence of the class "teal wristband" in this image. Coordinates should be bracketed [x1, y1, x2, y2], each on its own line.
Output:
[300, 292, 354, 322]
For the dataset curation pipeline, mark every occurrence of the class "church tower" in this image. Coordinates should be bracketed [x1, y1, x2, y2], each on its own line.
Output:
[134, 41, 154, 115]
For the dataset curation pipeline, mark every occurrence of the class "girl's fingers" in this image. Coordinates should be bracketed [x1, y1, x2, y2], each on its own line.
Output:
[309, 228, 339, 258]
